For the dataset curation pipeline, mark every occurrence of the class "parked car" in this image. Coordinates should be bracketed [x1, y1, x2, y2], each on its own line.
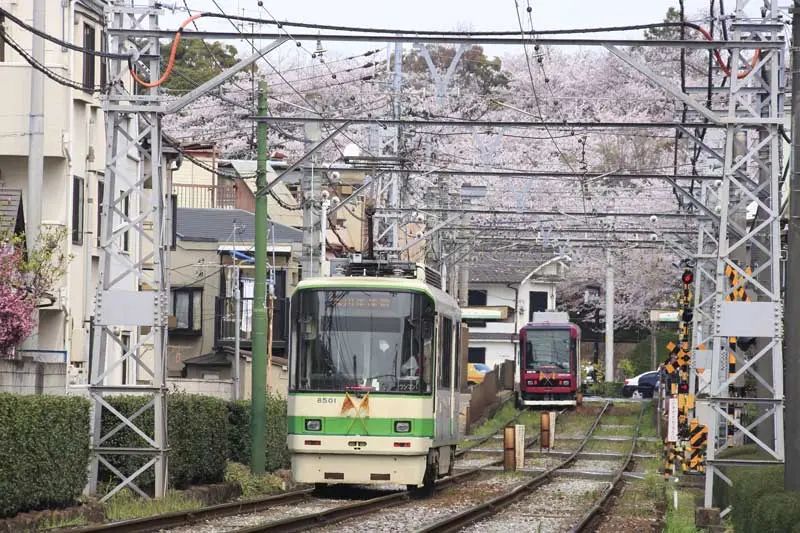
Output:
[467, 363, 492, 386]
[622, 370, 659, 398]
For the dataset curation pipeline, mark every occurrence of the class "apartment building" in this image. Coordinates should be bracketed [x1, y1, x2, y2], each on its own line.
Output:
[0, 0, 141, 386]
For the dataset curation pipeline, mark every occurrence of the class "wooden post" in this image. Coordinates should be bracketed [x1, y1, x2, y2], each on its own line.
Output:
[540, 412, 551, 451]
[503, 425, 516, 471]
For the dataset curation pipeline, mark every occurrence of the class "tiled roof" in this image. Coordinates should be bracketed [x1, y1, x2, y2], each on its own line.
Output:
[176, 208, 302, 243]
[0, 189, 24, 235]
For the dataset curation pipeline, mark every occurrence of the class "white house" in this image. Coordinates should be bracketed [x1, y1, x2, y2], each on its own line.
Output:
[462, 261, 568, 369]
[0, 0, 147, 388]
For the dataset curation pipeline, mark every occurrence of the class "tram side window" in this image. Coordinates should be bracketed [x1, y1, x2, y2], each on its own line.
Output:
[439, 316, 452, 387]
[421, 298, 435, 392]
[453, 323, 460, 389]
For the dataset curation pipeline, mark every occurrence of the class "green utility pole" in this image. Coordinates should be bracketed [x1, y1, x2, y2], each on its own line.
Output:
[251, 81, 268, 474]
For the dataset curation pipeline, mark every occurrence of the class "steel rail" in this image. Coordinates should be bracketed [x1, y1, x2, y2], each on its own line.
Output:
[569, 403, 647, 532]
[229, 408, 574, 533]
[71, 489, 314, 533]
[75, 408, 557, 533]
[413, 401, 612, 533]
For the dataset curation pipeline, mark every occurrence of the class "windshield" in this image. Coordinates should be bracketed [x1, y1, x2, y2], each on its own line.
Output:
[292, 289, 434, 394]
[525, 328, 572, 372]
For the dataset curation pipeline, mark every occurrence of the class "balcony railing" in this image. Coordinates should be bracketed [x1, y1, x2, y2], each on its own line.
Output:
[173, 183, 255, 212]
[215, 296, 289, 348]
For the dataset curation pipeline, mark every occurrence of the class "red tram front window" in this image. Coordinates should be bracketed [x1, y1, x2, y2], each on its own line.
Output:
[524, 328, 572, 373]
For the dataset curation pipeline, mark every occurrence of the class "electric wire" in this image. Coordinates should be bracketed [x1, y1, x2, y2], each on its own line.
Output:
[0, 7, 128, 58]
[3, 30, 105, 92]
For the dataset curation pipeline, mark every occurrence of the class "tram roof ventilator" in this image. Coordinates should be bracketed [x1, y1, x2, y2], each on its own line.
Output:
[330, 257, 442, 289]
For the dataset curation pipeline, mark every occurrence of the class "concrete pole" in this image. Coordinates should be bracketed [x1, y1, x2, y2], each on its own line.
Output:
[250, 82, 268, 474]
[604, 248, 615, 382]
[24, 0, 45, 349]
[784, 0, 800, 490]
[27, 0, 45, 248]
[320, 196, 329, 276]
[232, 224, 241, 401]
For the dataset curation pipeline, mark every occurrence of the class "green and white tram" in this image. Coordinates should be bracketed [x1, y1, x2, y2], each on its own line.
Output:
[287, 261, 462, 490]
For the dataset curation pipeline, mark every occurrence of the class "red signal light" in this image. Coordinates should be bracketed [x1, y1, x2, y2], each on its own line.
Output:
[682, 270, 694, 284]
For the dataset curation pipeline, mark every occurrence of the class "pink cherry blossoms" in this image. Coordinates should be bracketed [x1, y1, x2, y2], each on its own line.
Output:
[0, 244, 35, 357]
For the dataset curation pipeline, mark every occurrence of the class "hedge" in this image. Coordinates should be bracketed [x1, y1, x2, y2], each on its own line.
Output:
[1, 392, 289, 516]
[0, 394, 91, 518]
[718, 445, 800, 533]
[228, 394, 290, 472]
[99, 393, 228, 491]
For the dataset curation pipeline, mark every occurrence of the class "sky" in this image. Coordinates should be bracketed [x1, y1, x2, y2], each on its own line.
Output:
[163, 0, 743, 61]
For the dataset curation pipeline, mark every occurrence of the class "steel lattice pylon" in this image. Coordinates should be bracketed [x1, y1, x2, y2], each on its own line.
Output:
[701, 0, 786, 514]
[87, 1, 169, 500]
[691, 182, 720, 398]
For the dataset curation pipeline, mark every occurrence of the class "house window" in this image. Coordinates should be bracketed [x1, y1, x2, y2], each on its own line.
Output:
[72, 176, 84, 244]
[82, 23, 95, 92]
[96, 181, 104, 246]
[529, 291, 548, 322]
[468, 289, 487, 306]
[99, 30, 107, 88]
[171, 288, 202, 334]
[468, 347, 486, 364]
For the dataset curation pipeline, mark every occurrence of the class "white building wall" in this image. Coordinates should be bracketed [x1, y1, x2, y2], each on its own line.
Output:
[0, 1, 139, 387]
[466, 273, 561, 370]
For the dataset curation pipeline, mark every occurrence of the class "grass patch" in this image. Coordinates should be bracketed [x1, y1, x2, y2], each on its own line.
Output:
[103, 490, 203, 522]
[581, 438, 631, 454]
[469, 402, 517, 437]
[224, 462, 284, 499]
[38, 515, 89, 530]
[664, 485, 701, 533]
[594, 424, 636, 437]
[554, 406, 602, 437]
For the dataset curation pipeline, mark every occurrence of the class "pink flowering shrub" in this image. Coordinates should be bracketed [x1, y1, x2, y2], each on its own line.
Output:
[0, 245, 35, 356]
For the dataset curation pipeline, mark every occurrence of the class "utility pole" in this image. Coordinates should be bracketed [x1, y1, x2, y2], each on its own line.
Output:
[27, 0, 44, 249]
[604, 248, 615, 381]
[24, 0, 45, 349]
[785, 0, 800, 490]
[232, 222, 241, 401]
[251, 82, 268, 474]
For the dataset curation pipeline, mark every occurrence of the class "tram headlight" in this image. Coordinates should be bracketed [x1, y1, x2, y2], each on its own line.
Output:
[394, 421, 412, 433]
[305, 419, 322, 431]
[560, 380, 570, 386]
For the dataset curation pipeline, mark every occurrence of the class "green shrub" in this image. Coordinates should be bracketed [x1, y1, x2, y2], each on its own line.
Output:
[720, 450, 800, 533]
[227, 401, 251, 465]
[0, 393, 91, 517]
[99, 393, 228, 493]
[227, 395, 289, 472]
[224, 462, 283, 498]
[586, 382, 624, 398]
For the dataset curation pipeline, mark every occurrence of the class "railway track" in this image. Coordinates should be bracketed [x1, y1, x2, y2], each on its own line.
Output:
[412, 401, 612, 533]
[70, 406, 541, 533]
[568, 403, 646, 532]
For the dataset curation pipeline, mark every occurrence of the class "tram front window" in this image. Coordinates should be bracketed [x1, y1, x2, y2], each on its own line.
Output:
[293, 290, 434, 394]
[525, 328, 572, 372]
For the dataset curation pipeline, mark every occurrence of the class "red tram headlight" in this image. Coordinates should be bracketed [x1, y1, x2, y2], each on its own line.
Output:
[560, 380, 570, 386]
[526, 380, 534, 386]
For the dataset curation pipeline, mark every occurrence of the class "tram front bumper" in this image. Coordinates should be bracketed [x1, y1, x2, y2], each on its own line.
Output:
[288, 435, 431, 486]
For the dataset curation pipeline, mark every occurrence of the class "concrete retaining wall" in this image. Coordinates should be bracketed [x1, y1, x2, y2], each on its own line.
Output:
[167, 377, 234, 400]
[0, 357, 66, 395]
